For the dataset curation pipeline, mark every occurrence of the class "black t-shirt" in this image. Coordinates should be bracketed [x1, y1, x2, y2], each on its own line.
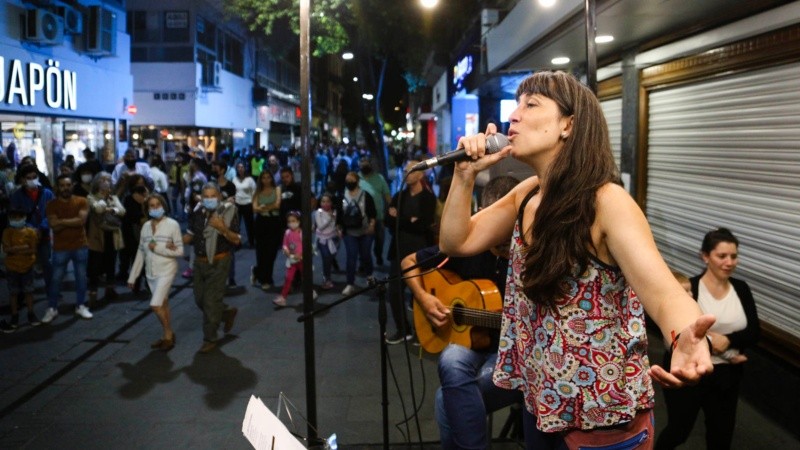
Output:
[279, 182, 302, 220]
[219, 181, 236, 201]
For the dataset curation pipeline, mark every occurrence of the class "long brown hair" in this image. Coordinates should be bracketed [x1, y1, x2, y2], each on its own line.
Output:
[519, 71, 620, 305]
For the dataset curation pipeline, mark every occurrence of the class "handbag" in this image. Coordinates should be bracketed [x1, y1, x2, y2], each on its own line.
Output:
[98, 211, 122, 231]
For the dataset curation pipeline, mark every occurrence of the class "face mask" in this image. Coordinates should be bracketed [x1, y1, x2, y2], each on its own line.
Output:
[81, 174, 93, 184]
[202, 198, 219, 210]
[345, 181, 358, 191]
[288, 221, 300, 230]
[26, 179, 39, 189]
[8, 219, 25, 228]
[149, 207, 165, 219]
[125, 160, 136, 169]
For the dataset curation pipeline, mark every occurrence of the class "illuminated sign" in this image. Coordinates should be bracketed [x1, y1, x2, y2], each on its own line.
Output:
[0, 57, 77, 110]
[452, 55, 473, 91]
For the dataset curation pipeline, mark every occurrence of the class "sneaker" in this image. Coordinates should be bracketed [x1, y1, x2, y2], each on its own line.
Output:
[75, 305, 93, 320]
[182, 268, 193, 279]
[261, 283, 271, 291]
[385, 331, 414, 345]
[27, 312, 41, 327]
[341, 284, 356, 296]
[198, 340, 217, 354]
[250, 266, 258, 286]
[272, 295, 287, 307]
[42, 307, 59, 324]
[0, 320, 15, 334]
[321, 280, 334, 290]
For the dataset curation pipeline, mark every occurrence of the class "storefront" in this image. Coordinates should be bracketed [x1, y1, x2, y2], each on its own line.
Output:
[0, 3, 133, 178]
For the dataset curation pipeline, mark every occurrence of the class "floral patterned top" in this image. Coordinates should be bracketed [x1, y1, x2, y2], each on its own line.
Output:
[493, 198, 654, 432]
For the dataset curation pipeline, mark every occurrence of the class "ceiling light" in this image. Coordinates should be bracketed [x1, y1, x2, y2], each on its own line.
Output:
[595, 35, 614, 44]
[551, 56, 570, 65]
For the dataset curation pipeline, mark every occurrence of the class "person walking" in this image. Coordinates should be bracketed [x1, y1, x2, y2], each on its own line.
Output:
[182, 183, 240, 354]
[42, 175, 92, 323]
[312, 192, 340, 291]
[340, 172, 377, 296]
[128, 194, 183, 352]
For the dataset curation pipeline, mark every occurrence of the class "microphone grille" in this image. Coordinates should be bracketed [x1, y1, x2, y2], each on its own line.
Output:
[486, 134, 510, 154]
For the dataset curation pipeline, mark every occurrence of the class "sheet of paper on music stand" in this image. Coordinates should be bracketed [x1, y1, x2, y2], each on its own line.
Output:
[242, 395, 306, 450]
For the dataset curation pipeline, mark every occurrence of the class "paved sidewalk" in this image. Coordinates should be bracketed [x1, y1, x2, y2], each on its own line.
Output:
[0, 245, 798, 449]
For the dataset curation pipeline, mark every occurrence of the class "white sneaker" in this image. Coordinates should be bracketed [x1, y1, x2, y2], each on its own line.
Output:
[75, 305, 93, 320]
[42, 307, 59, 324]
[341, 284, 356, 296]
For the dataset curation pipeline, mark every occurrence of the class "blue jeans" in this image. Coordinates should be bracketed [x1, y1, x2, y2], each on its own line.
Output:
[37, 237, 53, 293]
[435, 344, 522, 450]
[49, 247, 88, 308]
[316, 238, 337, 281]
[343, 233, 373, 284]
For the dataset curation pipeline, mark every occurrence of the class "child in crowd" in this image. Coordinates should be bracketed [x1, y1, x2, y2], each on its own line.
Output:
[273, 211, 304, 307]
[673, 270, 747, 364]
[313, 193, 340, 290]
[1, 209, 40, 332]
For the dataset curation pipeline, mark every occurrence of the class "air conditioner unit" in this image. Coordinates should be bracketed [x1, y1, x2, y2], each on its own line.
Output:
[85, 6, 116, 56]
[59, 5, 83, 35]
[213, 61, 223, 87]
[24, 8, 63, 45]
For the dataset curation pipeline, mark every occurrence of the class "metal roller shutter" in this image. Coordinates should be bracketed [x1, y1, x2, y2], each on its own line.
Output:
[646, 62, 800, 339]
[601, 97, 622, 168]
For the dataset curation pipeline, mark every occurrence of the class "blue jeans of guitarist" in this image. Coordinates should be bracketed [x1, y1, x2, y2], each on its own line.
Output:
[436, 344, 521, 449]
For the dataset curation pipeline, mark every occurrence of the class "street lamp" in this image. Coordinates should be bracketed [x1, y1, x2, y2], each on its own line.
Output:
[341, 51, 354, 60]
[420, 0, 438, 8]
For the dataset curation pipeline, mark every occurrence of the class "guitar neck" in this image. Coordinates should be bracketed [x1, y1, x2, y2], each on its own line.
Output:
[451, 306, 502, 330]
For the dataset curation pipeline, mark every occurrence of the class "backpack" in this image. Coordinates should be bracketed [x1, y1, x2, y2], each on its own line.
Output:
[342, 192, 364, 230]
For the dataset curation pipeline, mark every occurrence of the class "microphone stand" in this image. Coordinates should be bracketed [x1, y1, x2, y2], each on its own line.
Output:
[298, 276, 392, 450]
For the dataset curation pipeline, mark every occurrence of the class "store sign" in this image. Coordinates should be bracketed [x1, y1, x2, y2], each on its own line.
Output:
[452, 55, 473, 91]
[0, 57, 77, 111]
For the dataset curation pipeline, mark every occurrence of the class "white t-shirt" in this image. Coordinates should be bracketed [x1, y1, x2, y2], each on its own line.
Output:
[698, 280, 748, 364]
[232, 176, 256, 206]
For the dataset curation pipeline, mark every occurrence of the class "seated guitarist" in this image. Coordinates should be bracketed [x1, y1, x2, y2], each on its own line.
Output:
[402, 176, 528, 449]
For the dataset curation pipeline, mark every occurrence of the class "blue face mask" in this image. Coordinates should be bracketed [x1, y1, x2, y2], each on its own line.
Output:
[8, 219, 26, 228]
[149, 208, 165, 219]
[202, 198, 219, 210]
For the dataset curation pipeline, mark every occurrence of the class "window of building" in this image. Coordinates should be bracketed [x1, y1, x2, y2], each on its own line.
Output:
[127, 10, 161, 43]
[163, 11, 190, 42]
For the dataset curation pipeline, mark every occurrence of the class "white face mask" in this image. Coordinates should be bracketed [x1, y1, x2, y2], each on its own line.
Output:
[26, 178, 40, 189]
[288, 222, 300, 230]
[81, 174, 93, 184]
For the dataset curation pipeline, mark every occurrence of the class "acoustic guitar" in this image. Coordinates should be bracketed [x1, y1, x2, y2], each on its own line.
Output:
[413, 268, 503, 354]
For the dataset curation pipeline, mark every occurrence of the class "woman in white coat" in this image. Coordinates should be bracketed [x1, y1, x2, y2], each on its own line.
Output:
[128, 193, 183, 351]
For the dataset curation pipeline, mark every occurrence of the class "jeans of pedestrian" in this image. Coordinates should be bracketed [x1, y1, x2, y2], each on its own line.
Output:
[343, 233, 373, 285]
[435, 344, 522, 449]
[316, 239, 337, 281]
[49, 247, 88, 308]
[193, 255, 232, 343]
[372, 220, 385, 264]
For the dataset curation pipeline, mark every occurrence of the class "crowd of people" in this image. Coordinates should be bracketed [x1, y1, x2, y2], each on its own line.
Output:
[0, 70, 760, 448]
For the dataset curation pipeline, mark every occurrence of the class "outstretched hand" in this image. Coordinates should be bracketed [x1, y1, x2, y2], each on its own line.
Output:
[649, 314, 716, 388]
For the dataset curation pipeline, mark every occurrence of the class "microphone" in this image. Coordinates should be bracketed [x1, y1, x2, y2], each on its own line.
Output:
[410, 133, 509, 172]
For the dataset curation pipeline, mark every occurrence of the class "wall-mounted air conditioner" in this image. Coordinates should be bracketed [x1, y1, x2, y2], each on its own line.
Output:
[212, 61, 223, 87]
[59, 5, 83, 35]
[85, 6, 116, 56]
[24, 8, 63, 45]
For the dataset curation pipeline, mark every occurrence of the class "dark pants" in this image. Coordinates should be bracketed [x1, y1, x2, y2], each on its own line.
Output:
[236, 203, 254, 246]
[656, 363, 743, 450]
[372, 220, 385, 264]
[387, 259, 411, 334]
[253, 215, 281, 285]
[193, 255, 232, 343]
[88, 242, 117, 290]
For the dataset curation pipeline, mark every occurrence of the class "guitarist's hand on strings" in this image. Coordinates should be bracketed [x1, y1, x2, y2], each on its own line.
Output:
[417, 292, 451, 328]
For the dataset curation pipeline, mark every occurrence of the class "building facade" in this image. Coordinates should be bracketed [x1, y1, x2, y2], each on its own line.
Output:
[0, 0, 133, 175]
